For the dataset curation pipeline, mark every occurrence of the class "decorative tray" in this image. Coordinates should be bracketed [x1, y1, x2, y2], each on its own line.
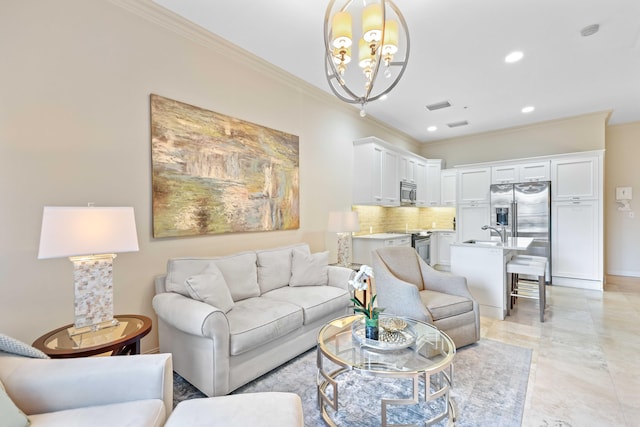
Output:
[351, 317, 416, 351]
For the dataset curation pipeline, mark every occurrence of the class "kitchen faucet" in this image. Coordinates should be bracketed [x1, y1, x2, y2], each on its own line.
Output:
[481, 225, 507, 244]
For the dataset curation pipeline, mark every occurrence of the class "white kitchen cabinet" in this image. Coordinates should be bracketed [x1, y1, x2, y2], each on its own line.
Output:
[424, 159, 442, 206]
[551, 156, 598, 201]
[440, 169, 457, 206]
[437, 231, 456, 266]
[519, 161, 550, 182]
[491, 161, 550, 184]
[552, 200, 600, 282]
[352, 234, 412, 265]
[399, 155, 417, 183]
[458, 167, 491, 204]
[491, 165, 519, 184]
[353, 139, 400, 206]
[415, 160, 427, 207]
[457, 204, 490, 243]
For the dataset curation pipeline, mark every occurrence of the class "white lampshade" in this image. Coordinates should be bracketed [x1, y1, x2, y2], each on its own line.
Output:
[362, 3, 383, 43]
[38, 206, 139, 259]
[332, 11, 352, 49]
[327, 211, 360, 233]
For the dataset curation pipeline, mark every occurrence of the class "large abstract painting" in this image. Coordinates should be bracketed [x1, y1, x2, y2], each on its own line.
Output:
[150, 94, 299, 238]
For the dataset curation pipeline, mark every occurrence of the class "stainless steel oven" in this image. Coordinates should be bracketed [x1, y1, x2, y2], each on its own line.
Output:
[400, 180, 417, 206]
[412, 232, 431, 265]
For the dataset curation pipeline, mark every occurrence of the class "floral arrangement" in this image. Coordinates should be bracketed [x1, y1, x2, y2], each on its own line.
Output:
[349, 265, 384, 320]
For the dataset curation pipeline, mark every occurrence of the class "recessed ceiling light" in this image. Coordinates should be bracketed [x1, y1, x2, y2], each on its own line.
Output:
[427, 126, 437, 132]
[505, 51, 524, 63]
[521, 106, 535, 113]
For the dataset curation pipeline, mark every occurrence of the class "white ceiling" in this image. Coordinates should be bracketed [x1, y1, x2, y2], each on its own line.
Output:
[151, 0, 640, 143]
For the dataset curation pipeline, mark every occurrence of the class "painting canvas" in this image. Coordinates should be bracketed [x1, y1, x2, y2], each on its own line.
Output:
[150, 94, 299, 238]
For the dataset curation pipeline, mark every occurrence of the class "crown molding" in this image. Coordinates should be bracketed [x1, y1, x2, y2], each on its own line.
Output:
[107, 0, 418, 144]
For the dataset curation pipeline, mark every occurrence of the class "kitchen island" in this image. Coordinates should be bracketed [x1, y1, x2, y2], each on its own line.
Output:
[450, 237, 533, 320]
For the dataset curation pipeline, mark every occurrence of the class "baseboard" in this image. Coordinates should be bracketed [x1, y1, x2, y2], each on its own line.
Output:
[606, 269, 640, 278]
[552, 276, 603, 291]
[144, 347, 160, 354]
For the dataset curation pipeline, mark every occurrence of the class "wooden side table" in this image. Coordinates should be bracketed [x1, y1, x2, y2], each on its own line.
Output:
[32, 314, 152, 358]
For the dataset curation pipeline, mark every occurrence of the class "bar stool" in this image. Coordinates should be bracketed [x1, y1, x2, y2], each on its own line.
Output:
[506, 255, 547, 322]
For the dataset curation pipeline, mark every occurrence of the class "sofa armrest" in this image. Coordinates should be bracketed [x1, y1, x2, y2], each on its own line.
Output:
[327, 265, 354, 291]
[0, 353, 173, 418]
[153, 292, 230, 338]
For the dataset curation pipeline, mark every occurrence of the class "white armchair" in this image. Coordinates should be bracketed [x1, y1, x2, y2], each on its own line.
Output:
[0, 350, 304, 427]
[0, 352, 172, 426]
[372, 246, 480, 348]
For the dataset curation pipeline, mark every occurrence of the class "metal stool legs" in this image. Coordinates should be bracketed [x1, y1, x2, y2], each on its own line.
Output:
[506, 255, 547, 322]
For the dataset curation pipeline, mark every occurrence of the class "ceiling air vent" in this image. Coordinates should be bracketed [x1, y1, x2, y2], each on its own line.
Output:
[447, 120, 469, 128]
[425, 100, 452, 111]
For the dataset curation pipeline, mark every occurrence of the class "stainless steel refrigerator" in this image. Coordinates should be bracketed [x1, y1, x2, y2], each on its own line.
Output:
[490, 181, 551, 283]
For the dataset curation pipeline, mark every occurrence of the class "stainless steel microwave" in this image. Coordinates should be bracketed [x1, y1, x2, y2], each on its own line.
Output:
[400, 180, 417, 206]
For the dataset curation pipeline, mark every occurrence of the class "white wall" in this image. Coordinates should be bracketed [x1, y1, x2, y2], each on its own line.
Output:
[605, 122, 640, 277]
[422, 111, 608, 167]
[0, 0, 419, 349]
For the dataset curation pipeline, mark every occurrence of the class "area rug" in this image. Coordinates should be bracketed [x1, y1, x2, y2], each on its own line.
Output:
[173, 338, 531, 426]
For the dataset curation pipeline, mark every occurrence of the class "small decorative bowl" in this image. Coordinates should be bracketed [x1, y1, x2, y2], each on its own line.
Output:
[379, 317, 407, 333]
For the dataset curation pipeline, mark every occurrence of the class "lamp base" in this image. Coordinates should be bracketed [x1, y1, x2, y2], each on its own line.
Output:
[336, 232, 352, 267]
[67, 318, 120, 338]
[69, 254, 117, 331]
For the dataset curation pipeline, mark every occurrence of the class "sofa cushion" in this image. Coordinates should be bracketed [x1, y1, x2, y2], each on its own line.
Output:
[165, 258, 218, 297]
[262, 286, 350, 325]
[225, 297, 303, 355]
[213, 252, 260, 302]
[185, 269, 235, 313]
[0, 380, 29, 427]
[256, 245, 309, 294]
[420, 290, 474, 321]
[26, 399, 166, 427]
[289, 248, 329, 287]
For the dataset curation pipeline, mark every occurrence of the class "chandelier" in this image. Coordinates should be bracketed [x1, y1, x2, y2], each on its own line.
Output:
[324, 0, 410, 117]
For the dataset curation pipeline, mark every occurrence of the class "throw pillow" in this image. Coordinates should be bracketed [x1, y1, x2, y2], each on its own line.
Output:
[256, 245, 309, 293]
[213, 252, 260, 301]
[0, 380, 30, 427]
[290, 248, 329, 287]
[165, 258, 219, 297]
[0, 334, 49, 359]
[185, 270, 235, 313]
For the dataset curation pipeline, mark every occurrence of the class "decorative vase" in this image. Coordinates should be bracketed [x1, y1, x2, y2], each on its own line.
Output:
[365, 317, 379, 340]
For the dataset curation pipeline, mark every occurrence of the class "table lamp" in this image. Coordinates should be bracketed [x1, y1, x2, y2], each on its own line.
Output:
[38, 206, 139, 336]
[327, 211, 360, 267]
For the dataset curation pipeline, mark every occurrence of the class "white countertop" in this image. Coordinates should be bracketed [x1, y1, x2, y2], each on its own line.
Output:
[452, 237, 534, 250]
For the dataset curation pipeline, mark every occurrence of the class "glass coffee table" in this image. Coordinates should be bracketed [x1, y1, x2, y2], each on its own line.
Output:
[317, 314, 456, 427]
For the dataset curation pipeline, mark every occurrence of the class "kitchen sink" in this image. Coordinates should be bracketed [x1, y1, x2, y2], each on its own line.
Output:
[463, 240, 501, 246]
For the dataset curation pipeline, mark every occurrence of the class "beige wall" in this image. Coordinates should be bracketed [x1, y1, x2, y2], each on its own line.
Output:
[604, 122, 640, 277]
[0, 0, 419, 349]
[422, 111, 609, 167]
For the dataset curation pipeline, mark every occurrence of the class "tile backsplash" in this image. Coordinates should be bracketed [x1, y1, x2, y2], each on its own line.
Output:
[352, 205, 456, 235]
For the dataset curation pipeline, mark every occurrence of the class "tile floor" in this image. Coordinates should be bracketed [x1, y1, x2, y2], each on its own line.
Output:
[481, 275, 640, 427]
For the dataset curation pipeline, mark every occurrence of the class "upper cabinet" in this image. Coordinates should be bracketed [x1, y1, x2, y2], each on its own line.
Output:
[491, 161, 550, 184]
[424, 159, 442, 206]
[458, 167, 491, 204]
[440, 169, 457, 207]
[353, 138, 399, 206]
[551, 156, 599, 201]
[519, 161, 550, 182]
[353, 137, 444, 207]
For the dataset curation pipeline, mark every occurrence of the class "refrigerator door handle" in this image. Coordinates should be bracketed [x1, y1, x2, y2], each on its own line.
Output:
[511, 201, 518, 238]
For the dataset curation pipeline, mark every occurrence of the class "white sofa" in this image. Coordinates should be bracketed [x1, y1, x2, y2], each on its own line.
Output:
[0, 351, 304, 427]
[152, 243, 354, 397]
